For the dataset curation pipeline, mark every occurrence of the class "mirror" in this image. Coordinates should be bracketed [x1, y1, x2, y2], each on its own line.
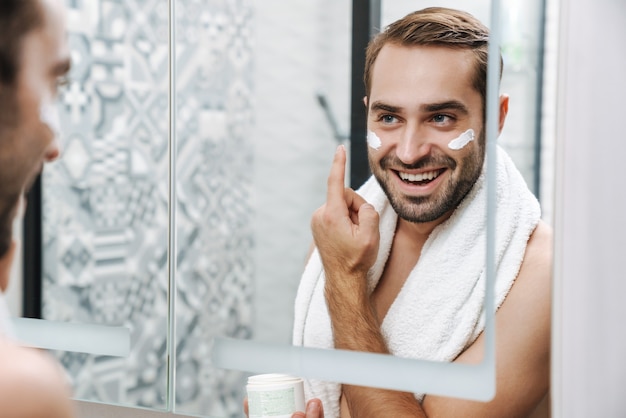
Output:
[172, 0, 353, 415]
[7, 0, 553, 416]
[212, 0, 553, 416]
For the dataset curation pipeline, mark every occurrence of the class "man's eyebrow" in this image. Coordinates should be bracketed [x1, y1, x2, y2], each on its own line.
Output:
[52, 58, 72, 76]
[369, 101, 402, 113]
[370, 100, 470, 115]
[421, 100, 469, 115]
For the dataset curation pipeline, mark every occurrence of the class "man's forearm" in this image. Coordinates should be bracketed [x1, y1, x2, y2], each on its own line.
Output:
[324, 274, 427, 418]
[325, 274, 386, 354]
[342, 385, 425, 418]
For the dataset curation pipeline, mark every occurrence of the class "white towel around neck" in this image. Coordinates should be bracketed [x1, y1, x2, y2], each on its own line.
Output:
[292, 145, 541, 418]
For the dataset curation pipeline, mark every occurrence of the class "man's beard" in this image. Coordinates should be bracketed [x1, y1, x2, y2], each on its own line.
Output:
[0, 94, 22, 257]
[0, 133, 44, 259]
[371, 142, 484, 224]
[0, 193, 20, 258]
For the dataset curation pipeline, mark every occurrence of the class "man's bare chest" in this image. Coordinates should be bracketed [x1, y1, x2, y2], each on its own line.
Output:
[370, 231, 426, 322]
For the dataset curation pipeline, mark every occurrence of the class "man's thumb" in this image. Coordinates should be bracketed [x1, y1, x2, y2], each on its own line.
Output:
[358, 203, 379, 229]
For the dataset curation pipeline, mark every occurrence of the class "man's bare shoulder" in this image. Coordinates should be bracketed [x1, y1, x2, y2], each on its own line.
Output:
[529, 220, 553, 250]
[521, 220, 553, 280]
[423, 220, 554, 417]
[502, 219, 552, 326]
[0, 341, 76, 418]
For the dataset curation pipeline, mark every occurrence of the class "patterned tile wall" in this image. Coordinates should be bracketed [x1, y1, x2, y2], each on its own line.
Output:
[171, 0, 255, 416]
[42, 0, 254, 415]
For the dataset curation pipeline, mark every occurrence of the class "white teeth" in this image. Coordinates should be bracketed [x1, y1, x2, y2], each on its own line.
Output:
[399, 170, 440, 182]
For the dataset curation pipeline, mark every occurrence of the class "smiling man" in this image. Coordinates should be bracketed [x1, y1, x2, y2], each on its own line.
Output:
[0, 0, 76, 416]
[293, 7, 552, 418]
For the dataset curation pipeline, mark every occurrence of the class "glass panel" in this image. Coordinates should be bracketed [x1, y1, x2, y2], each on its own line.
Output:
[172, 0, 353, 415]
[172, 0, 256, 415]
[38, 0, 171, 410]
[211, 0, 501, 401]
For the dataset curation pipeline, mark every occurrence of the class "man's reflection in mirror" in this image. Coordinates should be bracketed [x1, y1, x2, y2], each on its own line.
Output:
[0, 0, 75, 416]
[292, 7, 552, 418]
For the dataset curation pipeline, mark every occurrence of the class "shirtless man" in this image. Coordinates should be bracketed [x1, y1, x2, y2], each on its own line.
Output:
[0, 0, 76, 416]
[294, 7, 551, 418]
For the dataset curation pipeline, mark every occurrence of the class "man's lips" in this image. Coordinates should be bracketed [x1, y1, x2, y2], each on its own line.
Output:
[396, 168, 446, 183]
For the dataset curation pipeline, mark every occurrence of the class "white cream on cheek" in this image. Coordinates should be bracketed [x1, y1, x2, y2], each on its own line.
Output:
[39, 99, 61, 140]
[367, 130, 382, 150]
[447, 128, 475, 150]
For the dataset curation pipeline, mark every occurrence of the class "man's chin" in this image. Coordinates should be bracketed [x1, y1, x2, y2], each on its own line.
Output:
[0, 193, 26, 258]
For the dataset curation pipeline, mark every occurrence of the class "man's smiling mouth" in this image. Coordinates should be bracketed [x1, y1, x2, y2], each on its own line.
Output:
[397, 168, 445, 185]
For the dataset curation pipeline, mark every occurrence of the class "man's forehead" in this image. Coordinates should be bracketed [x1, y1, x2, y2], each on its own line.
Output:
[369, 44, 480, 107]
[373, 43, 475, 80]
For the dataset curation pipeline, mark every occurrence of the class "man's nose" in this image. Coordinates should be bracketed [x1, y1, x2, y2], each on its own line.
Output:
[44, 138, 61, 162]
[396, 124, 431, 164]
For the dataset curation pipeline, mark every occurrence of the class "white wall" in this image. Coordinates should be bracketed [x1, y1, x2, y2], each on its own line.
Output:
[251, 0, 352, 343]
[552, 0, 626, 416]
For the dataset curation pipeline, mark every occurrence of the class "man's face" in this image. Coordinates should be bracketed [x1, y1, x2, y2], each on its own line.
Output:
[0, 0, 70, 286]
[366, 44, 485, 224]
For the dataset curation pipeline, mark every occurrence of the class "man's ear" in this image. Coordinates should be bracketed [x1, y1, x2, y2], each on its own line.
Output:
[498, 94, 509, 134]
[363, 96, 368, 109]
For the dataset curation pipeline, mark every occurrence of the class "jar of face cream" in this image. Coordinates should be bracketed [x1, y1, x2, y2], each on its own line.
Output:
[246, 374, 305, 418]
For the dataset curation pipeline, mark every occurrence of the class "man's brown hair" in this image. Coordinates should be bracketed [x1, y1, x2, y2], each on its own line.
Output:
[364, 7, 502, 116]
[0, 0, 42, 85]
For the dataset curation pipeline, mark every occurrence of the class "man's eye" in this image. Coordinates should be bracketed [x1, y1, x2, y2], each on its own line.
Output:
[432, 114, 452, 124]
[56, 76, 70, 90]
[381, 115, 397, 124]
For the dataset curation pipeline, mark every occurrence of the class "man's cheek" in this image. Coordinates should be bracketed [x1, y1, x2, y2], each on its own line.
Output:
[39, 97, 62, 147]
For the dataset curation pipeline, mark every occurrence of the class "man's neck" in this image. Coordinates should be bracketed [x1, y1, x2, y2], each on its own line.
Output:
[396, 209, 455, 241]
